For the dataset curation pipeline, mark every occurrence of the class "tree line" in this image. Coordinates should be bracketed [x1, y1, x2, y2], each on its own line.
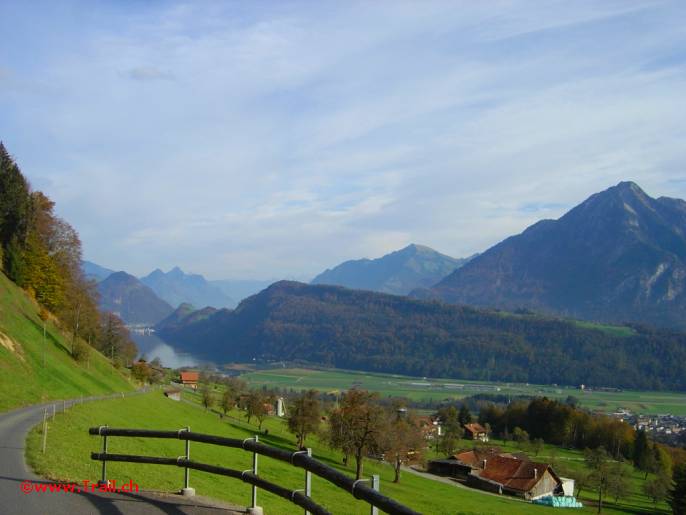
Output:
[0, 142, 135, 367]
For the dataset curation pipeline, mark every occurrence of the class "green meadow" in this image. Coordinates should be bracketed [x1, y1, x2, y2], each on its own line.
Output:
[27, 390, 670, 514]
[243, 367, 686, 416]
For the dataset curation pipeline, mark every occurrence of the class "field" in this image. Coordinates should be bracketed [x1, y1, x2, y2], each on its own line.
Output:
[243, 367, 686, 416]
[0, 271, 133, 412]
[27, 389, 670, 514]
[27, 391, 557, 515]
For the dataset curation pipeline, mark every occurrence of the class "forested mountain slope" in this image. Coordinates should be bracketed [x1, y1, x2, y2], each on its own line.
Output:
[158, 281, 686, 391]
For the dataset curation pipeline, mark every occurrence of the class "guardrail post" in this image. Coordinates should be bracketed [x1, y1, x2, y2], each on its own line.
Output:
[181, 426, 195, 496]
[41, 408, 48, 453]
[98, 426, 108, 486]
[305, 448, 312, 515]
[245, 435, 263, 515]
[370, 474, 379, 515]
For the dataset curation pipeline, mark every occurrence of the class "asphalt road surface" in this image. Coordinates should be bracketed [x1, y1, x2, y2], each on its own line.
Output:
[0, 396, 243, 515]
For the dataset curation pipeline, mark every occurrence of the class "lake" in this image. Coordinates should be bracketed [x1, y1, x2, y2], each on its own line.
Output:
[132, 333, 199, 368]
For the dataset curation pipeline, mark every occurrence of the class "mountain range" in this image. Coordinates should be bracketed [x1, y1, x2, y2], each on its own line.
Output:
[97, 271, 173, 325]
[156, 281, 686, 390]
[82, 260, 115, 282]
[311, 243, 469, 295]
[140, 267, 234, 309]
[414, 182, 686, 329]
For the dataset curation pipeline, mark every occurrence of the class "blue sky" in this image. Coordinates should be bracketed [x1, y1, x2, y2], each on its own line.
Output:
[1, 0, 686, 279]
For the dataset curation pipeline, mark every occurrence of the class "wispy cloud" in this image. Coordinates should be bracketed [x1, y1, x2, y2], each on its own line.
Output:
[126, 66, 174, 81]
[0, 0, 685, 278]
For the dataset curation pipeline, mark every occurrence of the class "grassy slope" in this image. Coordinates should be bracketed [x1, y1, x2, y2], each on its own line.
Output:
[243, 367, 686, 416]
[0, 271, 133, 411]
[27, 390, 669, 514]
[27, 391, 567, 515]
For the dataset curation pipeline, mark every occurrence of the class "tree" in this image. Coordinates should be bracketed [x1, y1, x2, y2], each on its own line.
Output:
[607, 462, 630, 504]
[584, 447, 610, 514]
[643, 477, 668, 508]
[221, 388, 237, 416]
[131, 360, 151, 383]
[458, 405, 472, 426]
[383, 411, 426, 483]
[327, 389, 386, 479]
[97, 312, 136, 366]
[634, 429, 650, 471]
[201, 384, 214, 410]
[531, 437, 545, 456]
[669, 463, 686, 515]
[513, 427, 530, 448]
[287, 390, 322, 449]
[437, 406, 463, 456]
[246, 391, 267, 428]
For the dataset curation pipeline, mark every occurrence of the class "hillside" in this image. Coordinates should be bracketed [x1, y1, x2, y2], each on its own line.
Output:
[141, 266, 234, 309]
[415, 182, 686, 330]
[312, 244, 468, 295]
[157, 281, 686, 391]
[0, 271, 133, 411]
[98, 271, 173, 324]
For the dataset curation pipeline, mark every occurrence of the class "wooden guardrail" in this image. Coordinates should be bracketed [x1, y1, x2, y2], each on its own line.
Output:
[89, 426, 420, 515]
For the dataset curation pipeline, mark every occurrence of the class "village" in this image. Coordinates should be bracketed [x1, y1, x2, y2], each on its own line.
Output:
[612, 410, 686, 447]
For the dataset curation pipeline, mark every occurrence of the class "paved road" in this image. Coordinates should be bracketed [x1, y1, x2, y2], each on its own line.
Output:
[0, 396, 243, 515]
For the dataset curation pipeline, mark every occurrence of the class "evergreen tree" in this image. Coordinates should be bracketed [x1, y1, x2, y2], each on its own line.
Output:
[634, 429, 650, 470]
[458, 404, 473, 426]
[669, 463, 686, 515]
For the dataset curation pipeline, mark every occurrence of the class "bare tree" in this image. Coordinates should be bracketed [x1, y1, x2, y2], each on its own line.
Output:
[327, 389, 386, 479]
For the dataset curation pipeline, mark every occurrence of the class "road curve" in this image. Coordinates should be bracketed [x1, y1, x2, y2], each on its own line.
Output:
[0, 396, 242, 515]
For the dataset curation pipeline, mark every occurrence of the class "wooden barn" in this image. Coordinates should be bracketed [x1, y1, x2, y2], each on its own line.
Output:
[467, 455, 563, 500]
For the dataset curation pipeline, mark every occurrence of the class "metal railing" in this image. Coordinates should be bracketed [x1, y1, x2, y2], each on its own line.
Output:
[89, 426, 420, 515]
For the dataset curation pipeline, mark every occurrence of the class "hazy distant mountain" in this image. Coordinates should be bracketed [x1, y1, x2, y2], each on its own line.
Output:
[210, 279, 275, 306]
[82, 260, 115, 282]
[157, 281, 686, 390]
[416, 182, 686, 329]
[155, 302, 221, 333]
[98, 271, 174, 325]
[311, 244, 469, 295]
[141, 266, 234, 309]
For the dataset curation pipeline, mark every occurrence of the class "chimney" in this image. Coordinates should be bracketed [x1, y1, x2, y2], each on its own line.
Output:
[534, 468, 538, 479]
[482, 459, 487, 469]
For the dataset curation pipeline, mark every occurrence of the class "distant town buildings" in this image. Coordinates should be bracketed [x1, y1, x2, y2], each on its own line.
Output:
[611, 410, 685, 446]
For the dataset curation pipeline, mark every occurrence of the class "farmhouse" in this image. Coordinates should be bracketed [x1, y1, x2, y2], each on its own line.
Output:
[467, 455, 565, 500]
[464, 422, 489, 442]
[428, 448, 507, 479]
[180, 371, 199, 389]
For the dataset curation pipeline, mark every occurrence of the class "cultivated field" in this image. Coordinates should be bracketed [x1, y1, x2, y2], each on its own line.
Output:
[243, 367, 686, 416]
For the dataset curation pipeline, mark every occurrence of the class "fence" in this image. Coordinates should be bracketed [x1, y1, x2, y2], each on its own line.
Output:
[89, 426, 420, 515]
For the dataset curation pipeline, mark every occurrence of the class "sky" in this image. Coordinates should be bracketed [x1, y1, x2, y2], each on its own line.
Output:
[1, 0, 686, 280]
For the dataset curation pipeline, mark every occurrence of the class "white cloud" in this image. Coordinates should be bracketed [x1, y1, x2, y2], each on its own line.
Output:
[1, 0, 685, 278]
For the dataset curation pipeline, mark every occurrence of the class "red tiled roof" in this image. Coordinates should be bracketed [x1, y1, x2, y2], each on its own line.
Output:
[477, 455, 559, 493]
[453, 448, 507, 468]
[180, 371, 199, 382]
[464, 422, 487, 434]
